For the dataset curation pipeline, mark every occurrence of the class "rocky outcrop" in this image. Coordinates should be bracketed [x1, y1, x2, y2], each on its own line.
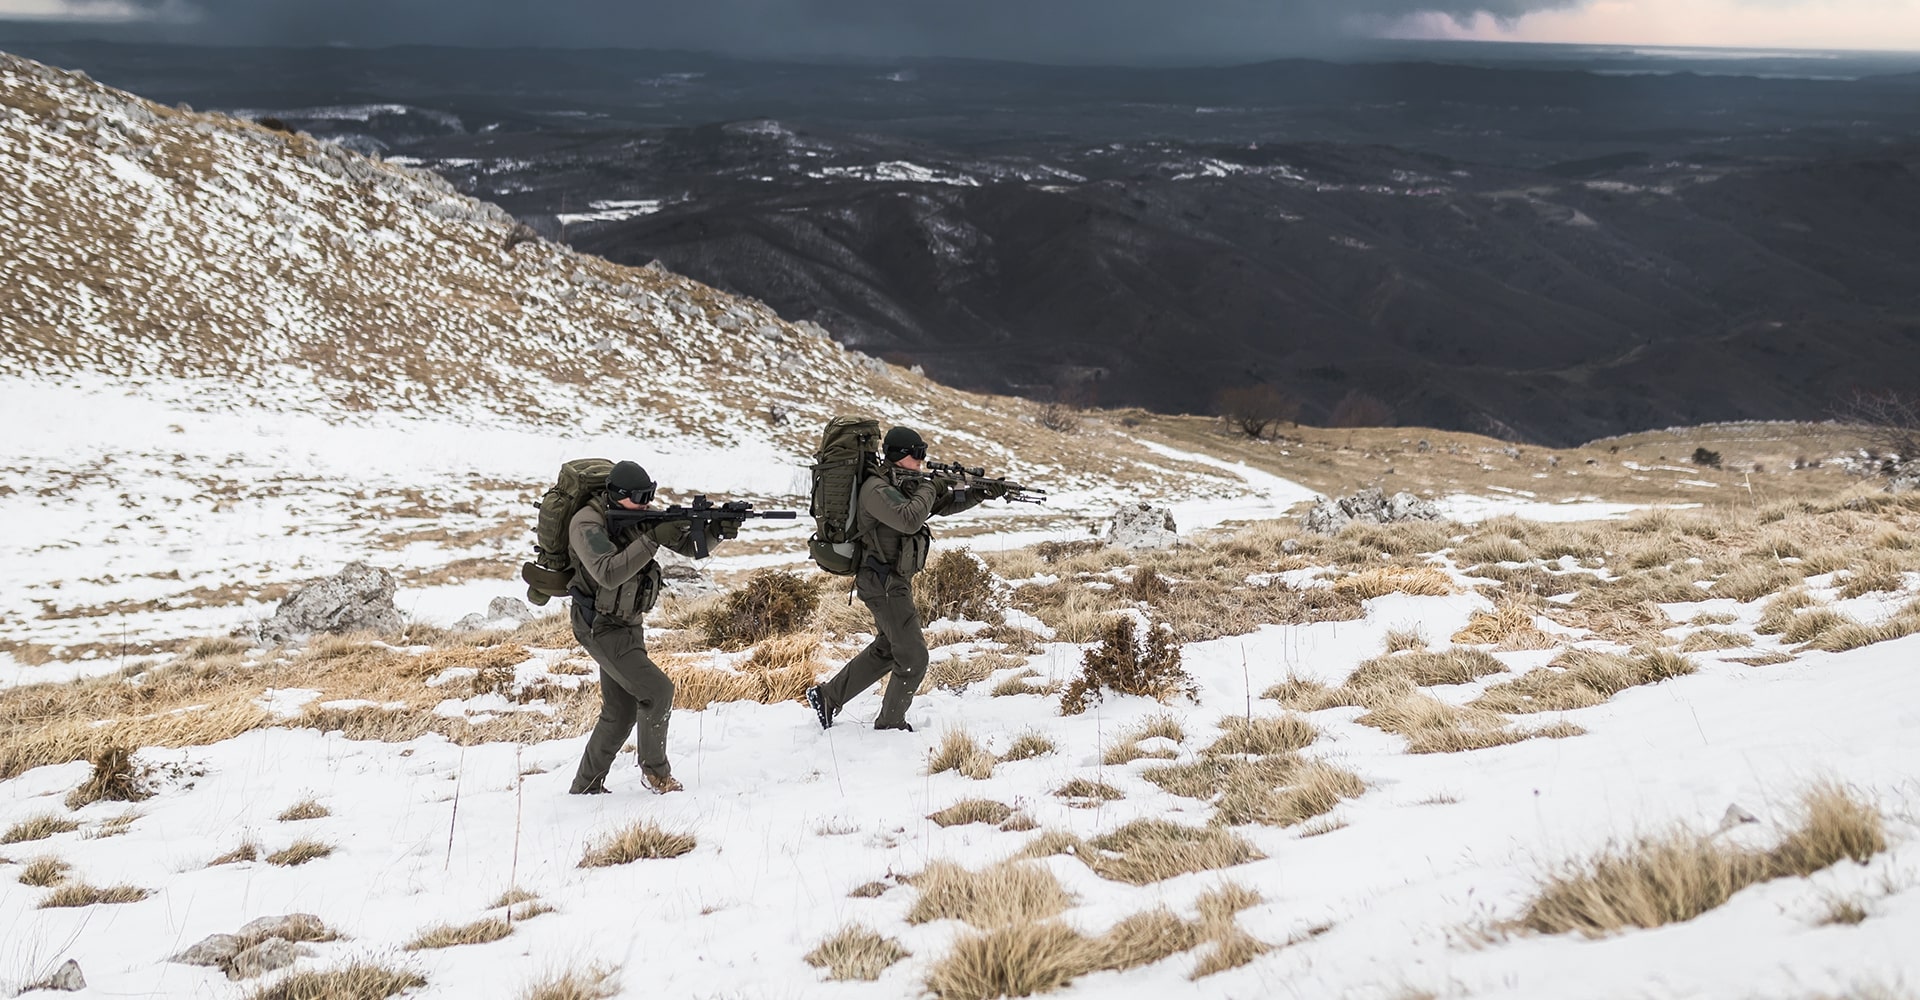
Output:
[1301, 488, 1442, 536]
[261, 563, 403, 642]
[1108, 503, 1179, 550]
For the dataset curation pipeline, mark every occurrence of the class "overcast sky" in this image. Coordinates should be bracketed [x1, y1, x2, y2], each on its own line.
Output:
[0, 0, 1915, 56]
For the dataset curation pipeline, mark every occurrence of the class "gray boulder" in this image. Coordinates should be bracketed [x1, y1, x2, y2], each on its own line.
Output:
[453, 596, 537, 633]
[1302, 487, 1442, 536]
[261, 563, 403, 643]
[1888, 467, 1919, 494]
[171, 933, 243, 966]
[237, 913, 330, 944]
[35, 960, 85, 991]
[1108, 503, 1179, 550]
[227, 939, 309, 980]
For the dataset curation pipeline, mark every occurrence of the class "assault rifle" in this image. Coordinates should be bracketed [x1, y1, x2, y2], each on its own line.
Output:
[605, 494, 798, 559]
[905, 461, 1048, 505]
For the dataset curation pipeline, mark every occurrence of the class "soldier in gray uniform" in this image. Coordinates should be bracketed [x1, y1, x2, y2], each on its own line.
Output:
[806, 427, 1001, 732]
[568, 460, 736, 794]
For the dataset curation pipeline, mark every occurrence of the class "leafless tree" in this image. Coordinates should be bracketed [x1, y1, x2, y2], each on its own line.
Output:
[1837, 390, 1920, 470]
[1213, 385, 1301, 439]
[1328, 390, 1395, 429]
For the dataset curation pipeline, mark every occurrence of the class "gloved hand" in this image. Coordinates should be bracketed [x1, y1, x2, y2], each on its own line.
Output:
[646, 519, 693, 545]
[713, 517, 743, 540]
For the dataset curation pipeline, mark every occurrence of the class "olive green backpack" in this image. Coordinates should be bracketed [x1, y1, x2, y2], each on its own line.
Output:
[521, 458, 613, 605]
[808, 417, 882, 575]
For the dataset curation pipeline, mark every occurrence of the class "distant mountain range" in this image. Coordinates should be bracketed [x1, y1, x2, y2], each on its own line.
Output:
[8, 42, 1919, 444]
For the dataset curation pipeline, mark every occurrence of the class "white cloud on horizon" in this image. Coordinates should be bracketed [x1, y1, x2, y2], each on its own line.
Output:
[0, 0, 198, 23]
[1377, 0, 1920, 52]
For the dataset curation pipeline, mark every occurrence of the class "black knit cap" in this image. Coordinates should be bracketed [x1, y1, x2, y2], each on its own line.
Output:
[883, 426, 927, 463]
[607, 460, 655, 504]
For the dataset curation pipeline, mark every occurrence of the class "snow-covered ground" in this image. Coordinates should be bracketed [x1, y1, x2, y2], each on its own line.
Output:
[4, 574, 1916, 999]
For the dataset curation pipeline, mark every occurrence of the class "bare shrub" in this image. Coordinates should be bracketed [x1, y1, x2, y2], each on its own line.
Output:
[65, 744, 151, 809]
[1327, 390, 1395, 428]
[1214, 385, 1301, 438]
[697, 571, 818, 650]
[930, 799, 1015, 828]
[908, 860, 1073, 928]
[247, 962, 425, 1000]
[580, 821, 697, 866]
[1080, 820, 1263, 885]
[278, 798, 330, 821]
[918, 551, 1003, 624]
[39, 881, 150, 907]
[999, 731, 1057, 762]
[806, 923, 910, 981]
[406, 916, 513, 950]
[929, 730, 996, 780]
[1515, 784, 1886, 937]
[925, 921, 1099, 1000]
[1203, 715, 1318, 757]
[1349, 648, 1509, 687]
[18, 856, 70, 886]
[1060, 617, 1194, 715]
[522, 965, 618, 1000]
[2, 815, 79, 845]
[266, 839, 334, 866]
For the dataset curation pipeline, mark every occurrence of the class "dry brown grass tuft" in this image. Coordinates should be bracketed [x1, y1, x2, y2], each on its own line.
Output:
[522, 966, 618, 1000]
[277, 798, 331, 821]
[917, 551, 1004, 624]
[1214, 761, 1366, 828]
[247, 962, 426, 1000]
[849, 881, 890, 898]
[999, 731, 1057, 762]
[923, 651, 1023, 694]
[580, 821, 697, 866]
[1804, 600, 1920, 653]
[990, 669, 1059, 697]
[1091, 908, 1204, 971]
[1332, 567, 1454, 600]
[806, 924, 910, 983]
[1190, 930, 1269, 979]
[1549, 599, 1679, 645]
[1452, 597, 1560, 650]
[1356, 690, 1561, 754]
[39, 881, 150, 907]
[908, 860, 1073, 928]
[1144, 755, 1297, 800]
[929, 730, 996, 780]
[2, 814, 79, 845]
[209, 842, 261, 865]
[1054, 778, 1125, 803]
[180, 636, 250, 661]
[492, 887, 540, 909]
[1382, 627, 1428, 653]
[1079, 820, 1263, 885]
[925, 921, 1099, 1000]
[1204, 714, 1318, 757]
[1819, 897, 1871, 926]
[1710, 562, 1806, 602]
[1458, 535, 1533, 566]
[1350, 648, 1510, 688]
[1679, 629, 1753, 652]
[930, 799, 1015, 828]
[18, 855, 70, 886]
[266, 839, 334, 866]
[406, 916, 513, 950]
[1837, 557, 1907, 599]
[65, 744, 151, 809]
[1473, 648, 1696, 714]
[1516, 784, 1886, 938]
[696, 570, 819, 650]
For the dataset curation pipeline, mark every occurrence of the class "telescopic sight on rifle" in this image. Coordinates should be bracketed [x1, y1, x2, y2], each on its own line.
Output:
[605, 493, 799, 559]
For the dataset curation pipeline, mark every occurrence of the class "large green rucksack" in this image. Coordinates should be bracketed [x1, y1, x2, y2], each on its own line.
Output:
[808, 417, 882, 576]
[521, 457, 614, 605]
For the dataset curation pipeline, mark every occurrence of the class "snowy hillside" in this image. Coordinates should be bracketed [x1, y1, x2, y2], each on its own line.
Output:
[4, 49, 1919, 1000]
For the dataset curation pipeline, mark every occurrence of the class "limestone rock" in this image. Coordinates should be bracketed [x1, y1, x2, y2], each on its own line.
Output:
[1888, 467, 1920, 494]
[1108, 503, 1179, 550]
[237, 912, 330, 944]
[1718, 803, 1760, 832]
[453, 596, 536, 633]
[261, 563, 402, 643]
[39, 960, 85, 991]
[1301, 487, 1442, 536]
[227, 939, 309, 980]
[171, 933, 243, 967]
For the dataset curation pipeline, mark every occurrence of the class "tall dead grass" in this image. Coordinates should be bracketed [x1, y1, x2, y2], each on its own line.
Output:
[908, 860, 1073, 928]
[246, 962, 425, 1000]
[805, 924, 910, 981]
[579, 821, 697, 866]
[1516, 783, 1886, 937]
[1473, 648, 1696, 714]
[929, 730, 996, 780]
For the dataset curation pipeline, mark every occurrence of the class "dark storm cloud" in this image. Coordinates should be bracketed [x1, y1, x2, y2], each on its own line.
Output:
[92, 0, 1586, 59]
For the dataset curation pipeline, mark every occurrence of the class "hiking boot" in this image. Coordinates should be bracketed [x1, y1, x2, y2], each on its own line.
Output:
[569, 778, 610, 795]
[873, 720, 914, 733]
[806, 685, 838, 731]
[642, 771, 684, 795]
